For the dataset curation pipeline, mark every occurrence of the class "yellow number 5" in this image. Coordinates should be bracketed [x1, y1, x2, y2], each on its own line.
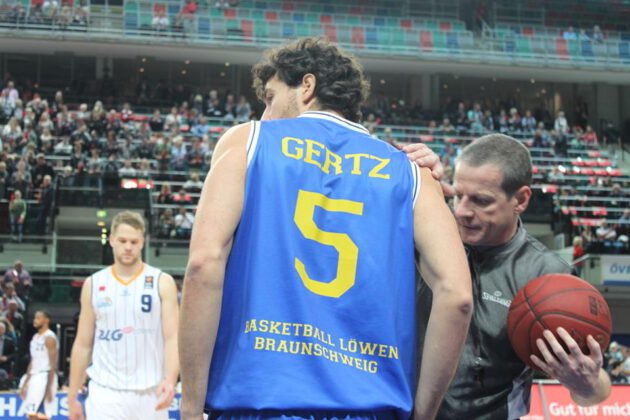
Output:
[293, 190, 364, 298]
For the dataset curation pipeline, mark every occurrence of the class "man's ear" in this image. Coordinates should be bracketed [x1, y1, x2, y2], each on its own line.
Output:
[513, 185, 532, 215]
[301, 73, 317, 106]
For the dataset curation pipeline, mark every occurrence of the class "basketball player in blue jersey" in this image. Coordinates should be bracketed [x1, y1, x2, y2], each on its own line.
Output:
[67, 211, 179, 420]
[179, 37, 473, 420]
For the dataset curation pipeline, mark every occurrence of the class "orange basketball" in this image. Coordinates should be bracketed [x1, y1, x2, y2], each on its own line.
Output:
[507, 273, 612, 370]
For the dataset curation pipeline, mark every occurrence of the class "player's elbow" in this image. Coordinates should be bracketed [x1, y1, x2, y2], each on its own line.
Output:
[434, 277, 474, 317]
[184, 253, 225, 290]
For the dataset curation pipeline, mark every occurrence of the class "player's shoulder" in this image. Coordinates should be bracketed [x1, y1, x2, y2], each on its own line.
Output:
[90, 265, 112, 280]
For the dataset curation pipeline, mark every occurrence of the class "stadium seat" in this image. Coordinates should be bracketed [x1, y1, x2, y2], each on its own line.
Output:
[516, 37, 532, 54]
[351, 26, 365, 48]
[433, 31, 446, 50]
[619, 42, 630, 61]
[320, 14, 332, 24]
[555, 38, 569, 60]
[324, 24, 337, 42]
[241, 19, 253, 40]
[210, 18, 226, 36]
[282, 22, 295, 38]
[420, 30, 433, 52]
[293, 12, 305, 23]
[197, 17, 211, 36]
[365, 26, 378, 47]
[374, 17, 385, 27]
[254, 20, 268, 38]
[264, 11, 277, 21]
[268, 21, 281, 38]
[581, 40, 594, 58]
[446, 32, 459, 49]
[439, 21, 452, 32]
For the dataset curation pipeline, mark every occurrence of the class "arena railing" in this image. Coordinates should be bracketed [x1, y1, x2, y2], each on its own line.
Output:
[3, 10, 630, 71]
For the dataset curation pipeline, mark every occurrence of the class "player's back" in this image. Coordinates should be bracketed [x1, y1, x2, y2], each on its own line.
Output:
[87, 264, 164, 391]
[206, 111, 420, 418]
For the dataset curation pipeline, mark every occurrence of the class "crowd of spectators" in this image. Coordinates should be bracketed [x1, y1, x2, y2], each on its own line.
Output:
[562, 25, 606, 44]
[0, 0, 89, 28]
[0, 260, 31, 389]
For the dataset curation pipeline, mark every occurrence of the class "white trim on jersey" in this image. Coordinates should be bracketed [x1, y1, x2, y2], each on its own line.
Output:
[410, 160, 422, 208]
[246, 121, 261, 167]
[298, 111, 370, 135]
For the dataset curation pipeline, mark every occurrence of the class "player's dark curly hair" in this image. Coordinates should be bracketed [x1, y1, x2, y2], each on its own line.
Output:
[252, 37, 370, 122]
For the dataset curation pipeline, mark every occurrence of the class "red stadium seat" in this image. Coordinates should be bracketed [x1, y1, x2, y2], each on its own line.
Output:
[420, 31, 433, 52]
[522, 27, 534, 37]
[320, 14, 332, 24]
[325, 24, 337, 42]
[556, 38, 569, 60]
[439, 21, 452, 32]
[241, 19, 253, 40]
[224, 8, 236, 19]
[351, 27, 365, 48]
[400, 19, 411, 29]
[282, 2, 294, 11]
[265, 11, 277, 21]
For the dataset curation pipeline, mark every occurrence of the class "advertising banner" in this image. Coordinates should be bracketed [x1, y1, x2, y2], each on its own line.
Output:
[601, 255, 630, 285]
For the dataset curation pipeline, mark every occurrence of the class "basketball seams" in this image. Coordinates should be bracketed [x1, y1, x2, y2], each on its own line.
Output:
[538, 312, 611, 333]
[528, 287, 602, 310]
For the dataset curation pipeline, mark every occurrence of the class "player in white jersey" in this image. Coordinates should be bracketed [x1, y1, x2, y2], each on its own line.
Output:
[67, 211, 179, 420]
[20, 310, 58, 419]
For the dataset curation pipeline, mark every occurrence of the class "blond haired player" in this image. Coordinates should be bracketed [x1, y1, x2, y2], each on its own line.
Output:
[20, 310, 57, 420]
[67, 211, 179, 420]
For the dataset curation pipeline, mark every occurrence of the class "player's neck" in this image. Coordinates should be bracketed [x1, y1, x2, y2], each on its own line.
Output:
[113, 260, 144, 279]
[38, 326, 49, 335]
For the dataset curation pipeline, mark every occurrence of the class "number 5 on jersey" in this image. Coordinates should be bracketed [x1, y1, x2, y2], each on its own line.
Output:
[293, 190, 364, 298]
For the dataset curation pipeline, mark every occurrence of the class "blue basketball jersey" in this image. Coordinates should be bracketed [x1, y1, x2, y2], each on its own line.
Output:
[206, 111, 421, 419]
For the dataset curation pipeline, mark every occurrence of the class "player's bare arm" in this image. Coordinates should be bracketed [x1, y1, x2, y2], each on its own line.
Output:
[68, 277, 96, 420]
[156, 272, 179, 411]
[532, 327, 611, 405]
[413, 168, 473, 420]
[44, 336, 57, 402]
[179, 123, 249, 419]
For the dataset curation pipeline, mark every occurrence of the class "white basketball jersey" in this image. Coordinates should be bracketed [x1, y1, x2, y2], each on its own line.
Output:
[29, 329, 56, 374]
[87, 264, 164, 391]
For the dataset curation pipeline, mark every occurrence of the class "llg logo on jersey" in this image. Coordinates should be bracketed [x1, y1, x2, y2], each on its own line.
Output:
[144, 276, 154, 290]
[97, 326, 134, 342]
[95, 296, 113, 309]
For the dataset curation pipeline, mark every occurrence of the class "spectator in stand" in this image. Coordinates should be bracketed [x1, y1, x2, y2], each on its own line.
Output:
[36, 112, 54, 135]
[118, 159, 136, 179]
[55, 105, 74, 136]
[157, 183, 174, 204]
[186, 137, 205, 170]
[496, 109, 509, 133]
[75, 103, 89, 122]
[617, 208, 630, 239]
[70, 142, 86, 169]
[42, 0, 58, 21]
[1, 81, 18, 112]
[191, 116, 210, 138]
[481, 110, 494, 132]
[88, 106, 107, 136]
[10, 160, 32, 198]
[102, 153, 121, 188]
[235, 95, 252, 122]
[563, 26, 577, 40]
[0, 322, 16, 381]
[173, 188, 192, 205]
[152, 7, 169, 32]
[158, 208, 176, 239]
[1, 283, 25, 312]
[554, 111, 569, 134]
[119, 135, 136, 160]
[0, 162, 8, 199]
[149, 109, 164, 132]
[223, 93, 236, 120]
[582, 125, 598, 145]
[86, 149, 103, 187]
[437, 117, 456, 135]
[183, 171, 203, 193]
[73, 0, 89, 25]
[572, 236, 585, 276]
[32, 153, 54, 189]
[59, 165, 75, 187]
[611, 346, 630, 383]
[36, 174, 53, 234]
[54, 135, 72, 156]
[40, 128, 54, 154]
[71, 121, 92, 146]
[8, 189, 26, 242]
[170, 135, 187, 171]
[176, 0, 197, 32]
[1, 117, 22, 146]
[578, 29, 590, 41]
[521, 110, 536, 133]
[174, 205, 194, 238]
[592, 25, 604, 43]
[164, 106, 181, 132]
[2, 300, 23, 338]
[136, 136, 155, 160]
[551, 130, 568, 157]
[596, 220, 617, 242]
[138, 159, 152, 180]
[507, 107, 521, 132]
[3, 260, 32, 296]
[467, 102, 483, 133]
[103, 130, 120, 157]
[120, 102, 134, 125]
